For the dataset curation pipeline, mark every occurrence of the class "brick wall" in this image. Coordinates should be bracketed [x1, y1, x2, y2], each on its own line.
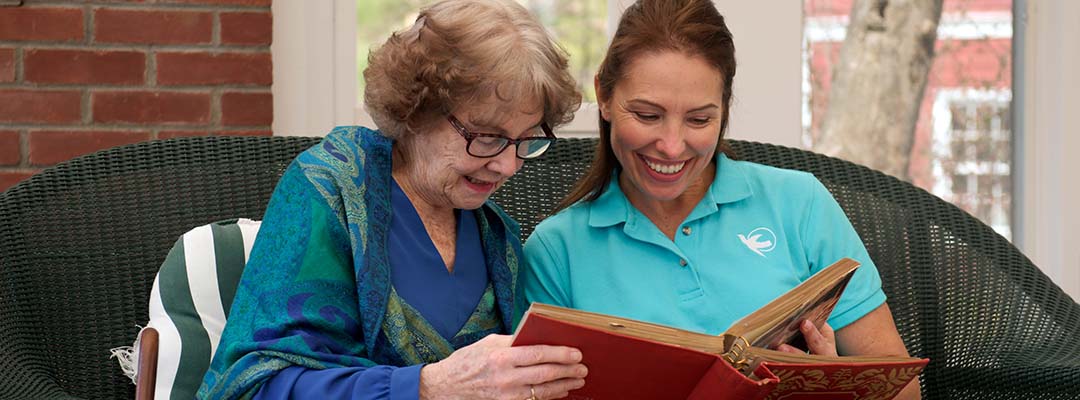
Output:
[0, 0, 273, 192]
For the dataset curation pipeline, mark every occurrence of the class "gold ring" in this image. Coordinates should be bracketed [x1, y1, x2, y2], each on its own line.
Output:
[525, 385, 538, 400]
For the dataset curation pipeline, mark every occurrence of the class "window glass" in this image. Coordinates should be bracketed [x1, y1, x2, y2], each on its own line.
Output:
[356, 0, 427, 97]
[803, 0, 1014, 240]
[356, 0, 607, 102]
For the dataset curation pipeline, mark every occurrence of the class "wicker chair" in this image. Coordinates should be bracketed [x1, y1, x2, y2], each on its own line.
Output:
[1, 136, 1077, 399]
[0, 136, 321, 399]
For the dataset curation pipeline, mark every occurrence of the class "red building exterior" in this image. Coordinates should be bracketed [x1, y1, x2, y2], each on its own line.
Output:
[804, 0, 1014, 237]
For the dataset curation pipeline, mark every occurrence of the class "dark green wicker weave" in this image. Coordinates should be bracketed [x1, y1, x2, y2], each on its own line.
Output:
[2, 136, 1078, 399]
[0, 136, 321, 399]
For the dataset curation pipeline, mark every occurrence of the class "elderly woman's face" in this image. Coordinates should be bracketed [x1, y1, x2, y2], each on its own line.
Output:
[397, 102, 542, 211]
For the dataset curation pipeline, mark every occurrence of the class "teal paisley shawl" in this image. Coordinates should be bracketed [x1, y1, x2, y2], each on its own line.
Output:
[199, 126, 524, 399]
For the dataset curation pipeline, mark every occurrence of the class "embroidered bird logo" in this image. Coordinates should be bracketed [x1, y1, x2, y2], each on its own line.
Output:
[738, 227, 777, 257]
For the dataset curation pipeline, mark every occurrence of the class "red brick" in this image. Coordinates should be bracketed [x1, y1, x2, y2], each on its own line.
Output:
[25, 49, 145, 85]
[93, 91, 211, 124]
[0, 7, 84, 42]
[161, 0, 271, 6]
[222, 92, 272, 126]
[0, 131, 20, 166]
[95, 9, 212, 45]
[217, 130, 271, 137]
[0, 90, 82, 124]
[221, 12, 272, 46]
[0, 171, 37, 193]
[29, 130, 150, 165]
[0, 48, 14, 83]
[158, 131, 209, 139]
[157, 52, 271, 86]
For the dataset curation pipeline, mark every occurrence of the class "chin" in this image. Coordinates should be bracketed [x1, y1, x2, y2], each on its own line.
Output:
[453, 197, 489, 210]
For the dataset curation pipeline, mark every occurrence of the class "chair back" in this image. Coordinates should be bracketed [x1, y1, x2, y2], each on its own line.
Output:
[0, 136, 319, 399]
[3, 135, 1077, 399]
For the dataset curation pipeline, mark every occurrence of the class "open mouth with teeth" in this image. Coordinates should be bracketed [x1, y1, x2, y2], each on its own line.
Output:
[464, 175, 498, 193]
[639, 154, 688, 182]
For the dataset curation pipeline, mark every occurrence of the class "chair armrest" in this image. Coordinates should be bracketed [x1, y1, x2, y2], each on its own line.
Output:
[136, 327, 159, 400]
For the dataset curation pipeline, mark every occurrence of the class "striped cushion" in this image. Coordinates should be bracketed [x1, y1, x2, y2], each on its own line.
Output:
[147, 218, 260, 400]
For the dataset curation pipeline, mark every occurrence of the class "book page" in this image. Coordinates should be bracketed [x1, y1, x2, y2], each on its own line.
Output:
[723, 258, 860, 350]
[518, 303, 730, 354]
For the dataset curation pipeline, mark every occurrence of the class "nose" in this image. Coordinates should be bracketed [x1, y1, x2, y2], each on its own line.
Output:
[654, 121, 687, 158]
[486, 145, 523, 178]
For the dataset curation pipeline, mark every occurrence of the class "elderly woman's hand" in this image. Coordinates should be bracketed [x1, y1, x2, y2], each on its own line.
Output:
[419, 334, 587, 400]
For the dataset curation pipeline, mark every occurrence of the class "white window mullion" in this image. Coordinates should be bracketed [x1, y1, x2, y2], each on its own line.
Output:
[1018, 0, 1080, 300]
[272, 0, 356, 137]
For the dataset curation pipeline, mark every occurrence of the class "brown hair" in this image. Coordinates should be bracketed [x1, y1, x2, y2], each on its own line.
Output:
[556, 0, 736, 212]
[363, 0, 581, 140]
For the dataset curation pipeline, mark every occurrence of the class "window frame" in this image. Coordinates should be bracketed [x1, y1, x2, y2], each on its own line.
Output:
[930, 88, 1014, 239]
[270, 0, 1080, 299]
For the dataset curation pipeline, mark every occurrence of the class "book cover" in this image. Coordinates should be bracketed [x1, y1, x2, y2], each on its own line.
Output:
[762, 360, 927, 400]
[512, 312, 779, 400]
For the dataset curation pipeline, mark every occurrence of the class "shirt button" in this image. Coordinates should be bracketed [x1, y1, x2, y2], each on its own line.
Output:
[679, 259, 688, 267]
[682, 226, 692, 236]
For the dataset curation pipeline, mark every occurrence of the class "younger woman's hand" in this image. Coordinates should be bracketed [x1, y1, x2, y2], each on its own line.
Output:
[778, 320, 838, 356]
[419, 334, 587, 400]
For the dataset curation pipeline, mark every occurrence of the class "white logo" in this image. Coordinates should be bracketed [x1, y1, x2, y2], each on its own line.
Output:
[738, 227, 777, 257]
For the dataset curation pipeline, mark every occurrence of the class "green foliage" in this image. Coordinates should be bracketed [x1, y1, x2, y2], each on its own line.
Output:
[526, 0, 608, 102]
[356, 0, 430, 96]
[356, 0, 607, 102]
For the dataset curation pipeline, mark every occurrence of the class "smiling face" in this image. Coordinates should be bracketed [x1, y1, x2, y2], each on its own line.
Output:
[393, 100, 543, 212]
[599, 50, 725, 210]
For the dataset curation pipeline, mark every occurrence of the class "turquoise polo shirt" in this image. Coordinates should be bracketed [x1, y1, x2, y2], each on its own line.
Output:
[522, 154, 885, 335]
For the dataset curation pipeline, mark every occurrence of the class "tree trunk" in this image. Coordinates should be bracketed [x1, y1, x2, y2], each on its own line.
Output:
[816, 0, 943, 180]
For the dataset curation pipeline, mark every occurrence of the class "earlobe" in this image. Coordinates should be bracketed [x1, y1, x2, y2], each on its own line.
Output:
[594, 75, 610, 121]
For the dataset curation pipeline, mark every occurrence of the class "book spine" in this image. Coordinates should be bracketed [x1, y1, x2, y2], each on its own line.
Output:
[687, 358, 779, 400]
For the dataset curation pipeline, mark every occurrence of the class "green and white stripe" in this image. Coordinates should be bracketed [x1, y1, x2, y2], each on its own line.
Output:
[146, 219, 261, 400]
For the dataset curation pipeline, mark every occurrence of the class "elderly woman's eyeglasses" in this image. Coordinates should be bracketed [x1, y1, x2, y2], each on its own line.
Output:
[447, 115, 556, 159]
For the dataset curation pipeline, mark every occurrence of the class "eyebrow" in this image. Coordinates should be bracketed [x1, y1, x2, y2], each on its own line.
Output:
[466, 117, 543, 135]
[626, 99, 720, 113]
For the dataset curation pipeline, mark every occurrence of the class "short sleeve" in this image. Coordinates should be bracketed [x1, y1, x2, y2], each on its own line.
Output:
[800, 178, 886, 330]
[521, 226, 573, 317]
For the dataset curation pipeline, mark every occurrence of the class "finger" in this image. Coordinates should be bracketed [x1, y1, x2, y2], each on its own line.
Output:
[819, 322, 835, 338]
[801, 320, 837, 356]
[508, 345, 583, 367]
[515, 361, 588, 385]
[532, 377, 587, 400]
[777, 344, 805, 354]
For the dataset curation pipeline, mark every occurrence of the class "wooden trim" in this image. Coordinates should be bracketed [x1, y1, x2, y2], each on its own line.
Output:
[135, 327, 159, 400]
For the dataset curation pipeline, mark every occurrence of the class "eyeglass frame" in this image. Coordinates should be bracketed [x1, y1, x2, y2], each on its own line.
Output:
[446, 114, 556, 159]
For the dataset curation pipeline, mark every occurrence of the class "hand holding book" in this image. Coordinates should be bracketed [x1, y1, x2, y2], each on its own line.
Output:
[777, 319, 837, 356]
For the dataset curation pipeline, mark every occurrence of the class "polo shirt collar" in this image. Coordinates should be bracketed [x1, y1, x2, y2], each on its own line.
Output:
[587, 153, 753, 228]
[704, 152, 754, 206]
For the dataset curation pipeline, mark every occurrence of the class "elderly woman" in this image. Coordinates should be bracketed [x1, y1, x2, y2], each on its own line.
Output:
[200, 1, 587, 399]
[522, 0, 920, 399]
